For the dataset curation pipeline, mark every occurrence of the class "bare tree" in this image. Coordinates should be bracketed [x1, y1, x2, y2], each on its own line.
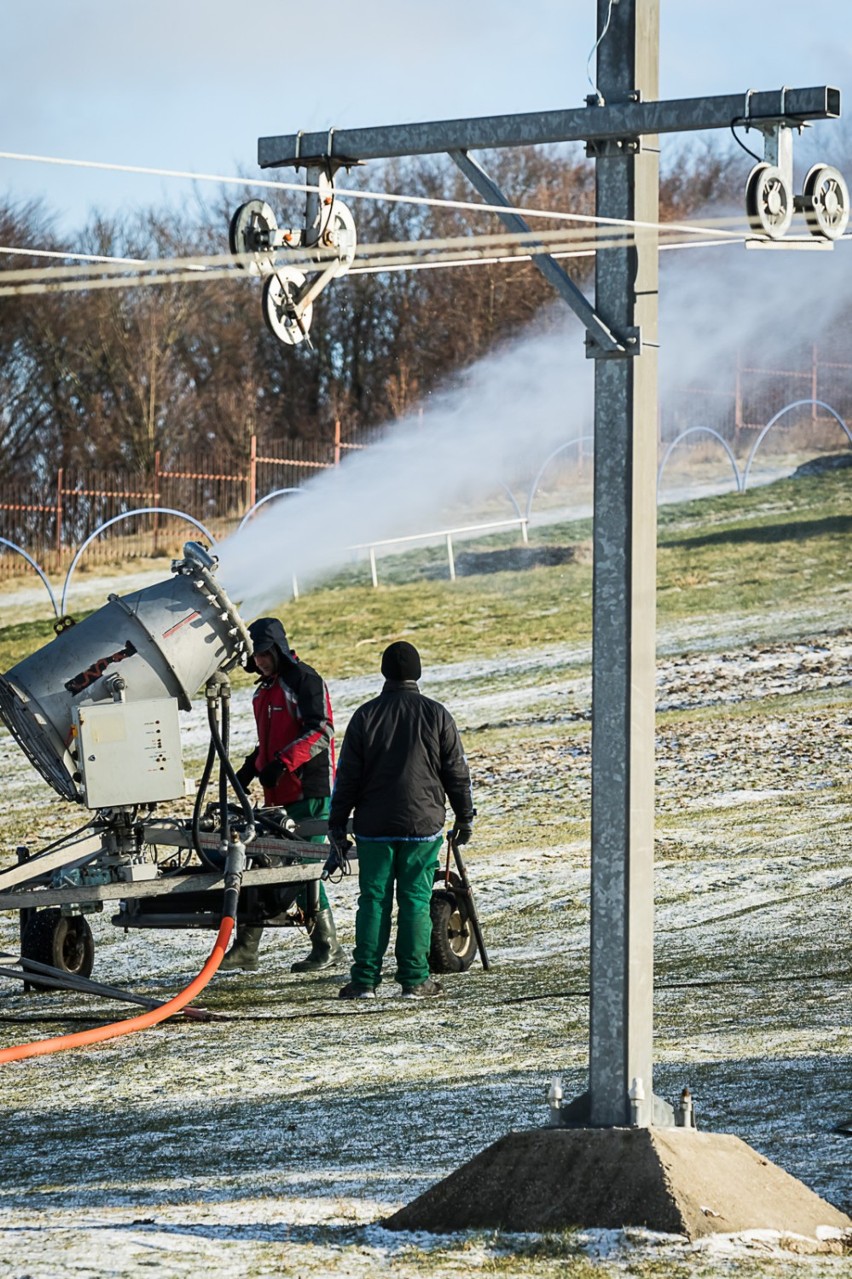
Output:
[0, 136, 752, 494]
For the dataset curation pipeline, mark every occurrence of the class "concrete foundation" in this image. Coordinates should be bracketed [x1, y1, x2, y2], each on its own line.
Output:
[384, 1128, 852, 1240]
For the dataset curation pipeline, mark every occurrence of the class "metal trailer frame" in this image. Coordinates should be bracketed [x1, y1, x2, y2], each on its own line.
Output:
[0, 820, 331, 975]
[0, 815, 487, 994]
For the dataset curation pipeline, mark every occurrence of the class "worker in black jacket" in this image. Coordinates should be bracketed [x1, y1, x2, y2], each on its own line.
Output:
[329, 641, 474, 1000]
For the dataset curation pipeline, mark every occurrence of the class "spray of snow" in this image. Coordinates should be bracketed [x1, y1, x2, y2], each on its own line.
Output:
[658, 226, 852, 386]
[216, 230, 852, 616]
[217, 324, 593, 613]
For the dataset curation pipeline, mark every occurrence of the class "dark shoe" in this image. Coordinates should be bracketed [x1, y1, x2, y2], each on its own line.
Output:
[401, 978, 443, 998]
[338, 982, 376, 1000]
[220, 925, 263, 972]
[291, 907, 344, 973]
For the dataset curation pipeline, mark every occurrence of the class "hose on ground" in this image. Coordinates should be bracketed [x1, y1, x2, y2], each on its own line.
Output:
[0, 915, 234, 1064]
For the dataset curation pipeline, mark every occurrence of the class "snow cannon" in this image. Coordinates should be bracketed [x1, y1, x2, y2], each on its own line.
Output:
[0, 542, 252, 807]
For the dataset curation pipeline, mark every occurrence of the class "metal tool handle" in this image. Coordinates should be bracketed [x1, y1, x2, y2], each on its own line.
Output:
[448, 833, 491, 971]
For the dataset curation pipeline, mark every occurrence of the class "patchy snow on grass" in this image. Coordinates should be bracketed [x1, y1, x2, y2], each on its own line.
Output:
[0, 576, 850, 1275]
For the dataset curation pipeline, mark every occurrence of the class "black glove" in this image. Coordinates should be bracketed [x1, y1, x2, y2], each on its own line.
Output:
[258, 757, 286, 789]
[323, 828, 353, 878]
[452, 822, 473, 846]
[234, 756, 256, 790]
[328, 827, 350, 853]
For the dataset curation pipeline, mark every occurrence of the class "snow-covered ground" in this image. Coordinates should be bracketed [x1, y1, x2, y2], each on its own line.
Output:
[0, 573, 849, 1275]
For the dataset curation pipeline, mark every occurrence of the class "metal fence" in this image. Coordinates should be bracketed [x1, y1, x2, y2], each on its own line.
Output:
[660, 345, 852, 445]
[0, 422, 375, 580]
[2, 343, 851, 584]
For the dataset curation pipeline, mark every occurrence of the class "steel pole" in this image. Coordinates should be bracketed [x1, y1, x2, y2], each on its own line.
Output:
[588, 0, 660, 1128]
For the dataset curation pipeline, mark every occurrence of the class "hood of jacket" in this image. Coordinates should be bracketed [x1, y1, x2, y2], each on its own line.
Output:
[246, 616, 296, 673]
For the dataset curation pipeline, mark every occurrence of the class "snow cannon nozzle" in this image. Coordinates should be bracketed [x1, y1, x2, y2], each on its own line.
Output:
[173, 540, 219, 575]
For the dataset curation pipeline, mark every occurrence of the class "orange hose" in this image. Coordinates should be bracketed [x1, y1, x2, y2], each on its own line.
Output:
[0, 917, 234, 1064]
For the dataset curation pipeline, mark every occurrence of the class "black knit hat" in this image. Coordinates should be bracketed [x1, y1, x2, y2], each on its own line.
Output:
[381, 641, 421, 682]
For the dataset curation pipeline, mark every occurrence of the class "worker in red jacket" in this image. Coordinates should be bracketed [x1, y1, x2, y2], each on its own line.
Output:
[221, 616, 342, 973]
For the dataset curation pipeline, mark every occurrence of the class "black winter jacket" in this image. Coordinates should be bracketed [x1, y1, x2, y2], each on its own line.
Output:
[329, 681, 474, 839]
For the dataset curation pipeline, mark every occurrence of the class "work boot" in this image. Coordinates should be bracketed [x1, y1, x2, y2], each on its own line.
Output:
[290, 907, 344, 973]
[219, 925, 263, 972]
[338, 982, 376, 1000]
[401, 978, 443, 998]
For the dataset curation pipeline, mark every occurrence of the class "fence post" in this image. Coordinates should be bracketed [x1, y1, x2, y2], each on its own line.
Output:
[446, 533, 456, 582]
[55, 467, 63, 554]
[369, 547, 378, 588]
[812, 344, 818, 425]
[249, 434, 257, 510]
[734, 349, 743, 444]
[334, 419, 341, 466]
[153, 450, 161, 555]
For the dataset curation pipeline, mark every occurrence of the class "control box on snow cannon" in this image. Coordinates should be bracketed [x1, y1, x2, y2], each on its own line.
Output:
[0, 543, 251, 807]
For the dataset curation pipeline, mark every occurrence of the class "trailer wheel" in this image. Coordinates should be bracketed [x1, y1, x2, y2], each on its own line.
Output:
[429, 891, 477, 974]
[22, 909, 95, 980]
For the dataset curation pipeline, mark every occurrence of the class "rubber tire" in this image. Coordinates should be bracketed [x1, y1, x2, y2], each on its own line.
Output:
[21, 909, 95, 980]
[429, 891, 477, 974]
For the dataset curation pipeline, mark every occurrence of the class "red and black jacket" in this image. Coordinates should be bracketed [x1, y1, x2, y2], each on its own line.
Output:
[241, 619, 334, 806]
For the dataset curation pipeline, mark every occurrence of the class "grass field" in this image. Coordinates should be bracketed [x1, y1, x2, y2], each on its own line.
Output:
[0, 467, 849, 1277]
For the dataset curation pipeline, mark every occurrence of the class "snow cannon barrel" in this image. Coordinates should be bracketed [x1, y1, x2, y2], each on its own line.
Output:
[0, 543, 252, 803]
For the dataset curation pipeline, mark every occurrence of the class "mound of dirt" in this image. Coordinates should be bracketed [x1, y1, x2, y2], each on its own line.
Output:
[455, 545, 584, 576]
[793, 452, 852, 476]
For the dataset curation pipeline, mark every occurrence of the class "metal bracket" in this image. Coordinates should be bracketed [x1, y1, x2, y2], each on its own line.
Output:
[586, 136, 642, 159]
[755, 120, 795, 190]
[450, 148, 627, 356]
[551, 1087, 676, 1129]
[586, 325, 641, 360]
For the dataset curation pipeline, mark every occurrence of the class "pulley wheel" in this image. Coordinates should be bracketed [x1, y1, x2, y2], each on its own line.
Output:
[229, 199, 278, 275]
[745, 163, 793, 240]
[262, 268, 313, 346]
[311, 199, 357, 277]
[802, 164, 850, 240]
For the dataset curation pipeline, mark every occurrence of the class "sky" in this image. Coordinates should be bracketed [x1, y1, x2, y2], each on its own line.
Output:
[1, 0, 851, 238]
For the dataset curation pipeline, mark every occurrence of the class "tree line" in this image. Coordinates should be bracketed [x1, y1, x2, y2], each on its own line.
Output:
[1, 143, 740, 491]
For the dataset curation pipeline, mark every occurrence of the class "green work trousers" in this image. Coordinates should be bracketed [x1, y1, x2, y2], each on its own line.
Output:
[286, 796, 330, 913]
[350, 837, 442, 989]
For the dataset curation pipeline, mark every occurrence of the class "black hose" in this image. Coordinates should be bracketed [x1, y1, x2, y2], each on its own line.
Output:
[204, 680, 255, 921]
[218, 691, 230, 845]
[206, 693, 255, 840]
[191, 733, 220, 871]
[254, 808, 299, 840]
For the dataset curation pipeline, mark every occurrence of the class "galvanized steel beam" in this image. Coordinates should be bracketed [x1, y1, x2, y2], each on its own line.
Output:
[449, 148, 625, 355]
[587, 0, 660, 1129]
[259, 86, 839, 169]
[255, 0, 843, 1136]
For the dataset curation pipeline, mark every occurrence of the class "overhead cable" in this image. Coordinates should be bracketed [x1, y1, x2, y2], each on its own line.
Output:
[0, 225, 757, 300]
[0, 147, 750, 244]
[585, 0, 618, 103]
